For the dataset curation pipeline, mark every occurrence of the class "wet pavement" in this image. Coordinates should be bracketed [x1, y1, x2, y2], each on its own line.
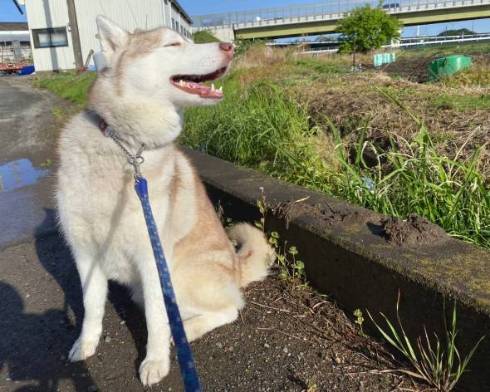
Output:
[0, 159, 48, 193]
[0, 77, 58, 250]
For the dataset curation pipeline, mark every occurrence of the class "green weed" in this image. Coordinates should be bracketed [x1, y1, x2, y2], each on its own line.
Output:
[353, 308, 365, 336]
[368, 295, 484, 391]
[255, 192, 306, 284]
[39, 159, 52, 168]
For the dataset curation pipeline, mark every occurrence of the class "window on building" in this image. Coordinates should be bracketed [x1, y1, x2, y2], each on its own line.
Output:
[32, 27, 68, 48]
[171, 18, 176, 30]
[175, 21, 180, 32]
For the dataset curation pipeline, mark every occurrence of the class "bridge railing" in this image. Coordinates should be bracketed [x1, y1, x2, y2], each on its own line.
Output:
[192, 0, 489, 28]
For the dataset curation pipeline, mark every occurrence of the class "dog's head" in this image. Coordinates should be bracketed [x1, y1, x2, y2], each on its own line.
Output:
[95, 16, 233, 108]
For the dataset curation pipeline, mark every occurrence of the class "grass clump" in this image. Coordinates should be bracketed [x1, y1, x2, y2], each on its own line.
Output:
[294, 57, 349, 75]
[34, 71, 95, 106]
[368, 295, 484, 391]
[433, 93, 490, 111]
[183, 80, 330, 189]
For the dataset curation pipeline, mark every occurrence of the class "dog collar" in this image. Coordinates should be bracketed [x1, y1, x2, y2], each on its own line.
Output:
[97, 116, 110, 137]
[90, 111, 146, 178]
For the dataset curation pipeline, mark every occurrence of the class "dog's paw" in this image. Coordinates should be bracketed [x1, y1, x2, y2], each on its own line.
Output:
[68, 337, 98, 362]
[139, 357, 170, 386]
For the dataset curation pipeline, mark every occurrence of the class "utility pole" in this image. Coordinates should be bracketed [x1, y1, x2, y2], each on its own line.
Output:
[66, 0, 83, 69]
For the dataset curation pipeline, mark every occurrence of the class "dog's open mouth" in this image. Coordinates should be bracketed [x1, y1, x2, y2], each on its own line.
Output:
[170, 66, 227, 99]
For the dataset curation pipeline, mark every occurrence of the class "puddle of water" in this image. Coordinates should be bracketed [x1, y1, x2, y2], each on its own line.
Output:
[0, 159, 49, 192]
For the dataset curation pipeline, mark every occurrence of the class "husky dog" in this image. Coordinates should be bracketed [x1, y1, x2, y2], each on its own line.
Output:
[56, 16, 274, 386]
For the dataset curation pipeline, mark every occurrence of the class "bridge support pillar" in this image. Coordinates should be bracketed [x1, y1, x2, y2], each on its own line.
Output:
[209, 27, 236, 42]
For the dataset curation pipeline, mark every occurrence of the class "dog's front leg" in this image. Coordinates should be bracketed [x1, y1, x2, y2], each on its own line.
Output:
[138, 258, 171, 386]
[69, 257, 108, 362]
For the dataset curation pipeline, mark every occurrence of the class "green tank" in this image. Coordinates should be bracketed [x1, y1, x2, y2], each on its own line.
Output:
[428, 55, 472, 81]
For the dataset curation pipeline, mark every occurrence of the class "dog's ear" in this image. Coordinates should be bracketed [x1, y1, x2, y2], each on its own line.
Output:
[96, 15, 128, 57]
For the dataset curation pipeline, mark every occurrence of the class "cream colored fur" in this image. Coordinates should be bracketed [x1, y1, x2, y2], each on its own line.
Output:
[56, 16, 274, 387]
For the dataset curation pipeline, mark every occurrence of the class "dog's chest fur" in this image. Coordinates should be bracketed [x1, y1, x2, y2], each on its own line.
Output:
[57, 112, 197, 284]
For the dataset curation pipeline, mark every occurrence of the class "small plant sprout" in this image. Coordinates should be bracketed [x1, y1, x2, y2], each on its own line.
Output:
[254, 190, 306, 285]
[288, 246, 305, 280]
[353, 308, 365, 335]
[368, 294, 485, 391]
[255, 187, 267, 232]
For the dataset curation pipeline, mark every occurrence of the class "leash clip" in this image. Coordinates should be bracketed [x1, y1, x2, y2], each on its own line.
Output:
[128, 154, 145, 179]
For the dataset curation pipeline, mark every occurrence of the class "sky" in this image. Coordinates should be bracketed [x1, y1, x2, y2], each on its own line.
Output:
[0, 0, 489, 36]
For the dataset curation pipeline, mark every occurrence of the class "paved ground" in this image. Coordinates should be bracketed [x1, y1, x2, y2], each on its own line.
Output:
[0, 76, 422, 392]
[0, 76, 65, 165]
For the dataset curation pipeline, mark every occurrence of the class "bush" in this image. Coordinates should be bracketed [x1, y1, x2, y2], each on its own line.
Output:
[192, 30, 219, 43]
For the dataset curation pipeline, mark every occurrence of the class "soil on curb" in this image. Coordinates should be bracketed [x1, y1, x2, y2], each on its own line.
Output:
[274, 201, 450, 249]
[382, 214, 450, 247]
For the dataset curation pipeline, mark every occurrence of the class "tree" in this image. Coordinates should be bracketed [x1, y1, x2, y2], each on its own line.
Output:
[338, 4, 402, 67]
[438, 28, 475, 37]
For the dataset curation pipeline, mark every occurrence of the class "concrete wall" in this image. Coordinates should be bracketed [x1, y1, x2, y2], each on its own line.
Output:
[23, 0, 192, 71]
[210, 27, 235, 42]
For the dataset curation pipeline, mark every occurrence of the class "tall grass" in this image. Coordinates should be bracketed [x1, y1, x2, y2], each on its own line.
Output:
[183, 79, 490, 248]
[183, 80, 331, 189]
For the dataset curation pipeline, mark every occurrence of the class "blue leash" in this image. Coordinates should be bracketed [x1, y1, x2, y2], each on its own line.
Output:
[97, 116, 201, 391]
[135, 176, 202, 392]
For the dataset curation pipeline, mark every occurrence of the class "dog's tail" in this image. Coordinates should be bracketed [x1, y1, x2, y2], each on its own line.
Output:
[227, 223, 275, 288]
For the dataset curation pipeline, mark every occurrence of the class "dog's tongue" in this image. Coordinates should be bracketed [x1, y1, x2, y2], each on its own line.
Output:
[187, 82, 223, 99]
[175, 80, 223, 99]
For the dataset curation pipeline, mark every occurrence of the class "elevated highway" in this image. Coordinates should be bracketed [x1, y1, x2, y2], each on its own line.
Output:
[192, 0, 490, 40]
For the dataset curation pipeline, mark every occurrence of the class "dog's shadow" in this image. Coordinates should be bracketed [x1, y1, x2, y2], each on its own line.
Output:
[0, 208, 148, 391]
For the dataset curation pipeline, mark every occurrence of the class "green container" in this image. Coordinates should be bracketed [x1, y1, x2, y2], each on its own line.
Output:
[373, 52, 396, 68]
[373, 53, 383, 67]
[428, 55, 472, 81]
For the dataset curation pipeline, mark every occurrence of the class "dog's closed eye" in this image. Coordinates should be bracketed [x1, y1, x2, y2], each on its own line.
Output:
[165, 42, 181, 47]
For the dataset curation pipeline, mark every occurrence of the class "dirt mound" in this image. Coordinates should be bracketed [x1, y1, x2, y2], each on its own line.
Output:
[382, 213, 449, 247]
[274, 200, 375, 229]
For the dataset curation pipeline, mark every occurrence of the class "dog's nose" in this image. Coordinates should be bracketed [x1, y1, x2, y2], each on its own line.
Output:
[219, 42, 234, 57]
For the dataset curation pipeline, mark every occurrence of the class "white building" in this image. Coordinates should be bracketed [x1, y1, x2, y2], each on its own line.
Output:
[19, 0, 192, 72]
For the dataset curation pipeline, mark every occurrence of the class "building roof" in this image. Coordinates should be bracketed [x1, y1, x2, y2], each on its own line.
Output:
[172, 0, 192, 24]
[0, 22, 28, 31]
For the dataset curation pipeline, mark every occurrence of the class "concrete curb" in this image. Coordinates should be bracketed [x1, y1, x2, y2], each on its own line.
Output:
[184, 147, 490, 392]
